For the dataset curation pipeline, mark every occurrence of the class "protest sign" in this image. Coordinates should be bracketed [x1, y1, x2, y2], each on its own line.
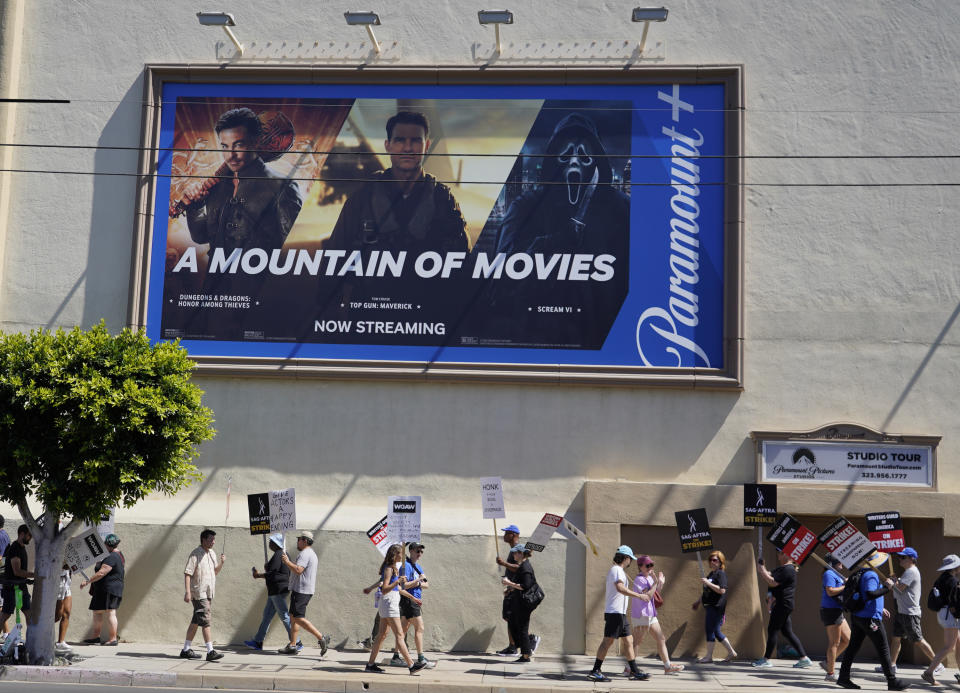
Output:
[64, 528, 107, 573]
[743, 484, 777, 526]
[767, 513, 819, 565]
[865, 511, 905, 552]
[387, 496, 422, 544]
[818, 517, 876, 570]
[247, 493, 271, 534]
[526, 513, 563, 552]
[270, 488, 297, 533]
[562, 518, 599, 556]
[675, 508, 714, 553]
[481, 477, 506, 520]
[366, 515, 390, 557]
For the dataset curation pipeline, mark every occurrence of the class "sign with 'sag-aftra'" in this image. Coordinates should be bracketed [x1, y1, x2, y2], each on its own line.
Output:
[743, 483, 777, 526]
[767, 513, 819, 565]
[387, 496, 422, 544]
[247, 488, 297, 534]
[247, 492, 271, 534]
[865, 511, 905, 552]
[675, 508, 713, 553]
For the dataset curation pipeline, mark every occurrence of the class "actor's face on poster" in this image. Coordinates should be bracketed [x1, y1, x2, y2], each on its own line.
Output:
[384, 122, 430, 174]
[219, 125, 258, 172]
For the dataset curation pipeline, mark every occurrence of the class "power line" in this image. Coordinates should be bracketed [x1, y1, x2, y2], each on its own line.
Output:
[2, 142, 960, 160]
[1, 167, 959, 187]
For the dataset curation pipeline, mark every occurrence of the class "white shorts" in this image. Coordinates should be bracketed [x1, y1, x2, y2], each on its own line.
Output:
[938, 607, 960, 629]
[632, 615, 659, 627]
[378, 589, 400, 618]
[57, 571, 72, 601]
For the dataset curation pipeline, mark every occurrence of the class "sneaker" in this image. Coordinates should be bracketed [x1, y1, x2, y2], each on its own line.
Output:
[206, 650, 224, 662]
[887, 679, 909, 691]
[514, 656, 531, 663]
[752, 658, 773, 668]
[629, 671, 652, 681]
[365, 663, 385, 673]
[836, 679, 861, 690]
[794, 657, 813, 669]
[102, 640, 119, 646]
[179, 648, 201, 659]
[530, 634, 541, 654]
[418, 654, 435, 669]
[876, 665, 898, 674]
[587, 670, 611, 682]
[360, 637, 373, 651]
[409, 660, 427, 675]
[954, 673, 960, 684]
[243, 639, 263, 651]
[83, 638, 100, 645]
[933, 664, 944, 675]
[496, 646, 518, 656]
[665, 663, 684, 675]
[825, 674, 838, 682]
[319, 635, 330, 657]
[55, 642, 72, 651]
[697, 656, 714, 664]
[277, 644, 299, 655]
[295, 641, 303, 653]
[390, 652, 406, 667]
[921, 671, 937, 686]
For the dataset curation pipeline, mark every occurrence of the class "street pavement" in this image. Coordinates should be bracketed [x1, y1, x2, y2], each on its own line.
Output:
[0, 643, 949, 692]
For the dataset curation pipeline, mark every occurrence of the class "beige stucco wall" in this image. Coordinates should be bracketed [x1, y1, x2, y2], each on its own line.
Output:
[2, 0, 960, 653]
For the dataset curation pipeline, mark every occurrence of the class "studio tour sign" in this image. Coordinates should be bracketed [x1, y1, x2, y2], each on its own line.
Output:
[752, 423, 939, 489]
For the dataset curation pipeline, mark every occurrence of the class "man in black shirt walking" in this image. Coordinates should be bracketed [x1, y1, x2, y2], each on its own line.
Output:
[244, 533, 297, 651]
[0, 525, 34, 635]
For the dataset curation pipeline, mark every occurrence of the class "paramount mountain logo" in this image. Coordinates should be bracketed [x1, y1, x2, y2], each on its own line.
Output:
[793, 448, 815, 465]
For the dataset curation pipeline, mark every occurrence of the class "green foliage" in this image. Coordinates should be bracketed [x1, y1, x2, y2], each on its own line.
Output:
[0, 322, 215, 523]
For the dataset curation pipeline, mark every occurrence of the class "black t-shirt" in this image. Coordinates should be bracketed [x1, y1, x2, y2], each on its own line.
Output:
[264, 550, 290, 596]
[771, 563, 797, 611]
[702, 569, 728, 609]
[94, 551, 124, 597]
[3, 541, 27, 580]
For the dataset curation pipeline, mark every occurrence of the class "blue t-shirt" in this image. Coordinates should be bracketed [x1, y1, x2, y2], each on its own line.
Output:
[404, 560, 424, 600]
[821, 568, 844, 609]
[854, 569, 884, 619]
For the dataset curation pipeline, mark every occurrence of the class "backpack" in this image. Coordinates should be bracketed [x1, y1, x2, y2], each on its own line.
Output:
[928, 573, 956, 612]
[841, 568, 869, 613]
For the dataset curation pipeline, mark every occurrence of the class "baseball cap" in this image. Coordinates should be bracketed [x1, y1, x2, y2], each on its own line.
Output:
[268, 532, 284, 549]
[895, 547, 918, 560]
[409, 542, 425, 552]
[298, 530, 314, 541]
[502, 524, 520, 534]
[616, 544, 637, 560]
[104, 533, 120, 547]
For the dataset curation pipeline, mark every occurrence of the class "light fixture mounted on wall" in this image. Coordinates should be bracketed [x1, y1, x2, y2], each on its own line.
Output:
[196, 11, 244, 56]
[478, 10, 513, 56]
[631, 7, 668, 55]
[344, 11, 383, 54]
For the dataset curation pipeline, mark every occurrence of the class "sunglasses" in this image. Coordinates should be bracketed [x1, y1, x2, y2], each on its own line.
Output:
[644, 563, 655, 567]
[709, 557, 720, 561]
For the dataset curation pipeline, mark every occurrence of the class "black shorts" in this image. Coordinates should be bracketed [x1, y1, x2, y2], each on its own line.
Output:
[603, 612, 630, 639]
[820, 607, 844, 626]
[893, 613, 923, 642]
[290, 591, 312, 618]
[190, 598, 212, 627]
[0, 585, 29, 614]
[90, 592, 122, 611]
[400, 596, 421, 619]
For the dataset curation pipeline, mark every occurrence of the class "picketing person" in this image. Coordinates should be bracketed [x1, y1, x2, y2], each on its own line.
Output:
[244, 533, 296, 651]
[921, 554, 960, 686]
[365, 543, 428, 675]
[631, 554, 683, 674]
[818, 553, 850, 682]
[494, 524, 539, 656]
[884, 548, 942, 678]
[692, 549, 737, 663]
[79, 533, 124, 646]
[181, 528, 226, 661]
[754, 550, 813, 669]
[278, 530, 330, 656]
[501, 543, 542, 663]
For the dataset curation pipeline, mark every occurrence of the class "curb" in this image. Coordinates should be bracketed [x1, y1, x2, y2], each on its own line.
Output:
[0, 665, 177, 687]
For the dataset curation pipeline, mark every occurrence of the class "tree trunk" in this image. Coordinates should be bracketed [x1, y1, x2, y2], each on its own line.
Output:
[24, 529, 67, 665]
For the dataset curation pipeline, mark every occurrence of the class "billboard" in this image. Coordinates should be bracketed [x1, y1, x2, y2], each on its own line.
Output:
[135, 68, 742, 383]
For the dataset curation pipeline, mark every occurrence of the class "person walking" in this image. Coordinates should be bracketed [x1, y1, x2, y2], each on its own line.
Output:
[836, 552, 908, 690]
[54, 563, 73, 652]
[921, 554, 960, 686]
[365, 544, 428, 674]
[79, 533, 124, 646]
[244, 533, 297, 651]
[390, 543, 433, 668]
[586, 545, 652, 682]
[693, 549, 737, 663]
[494, 524, 540, 656]
[502, 544, 541, 664]
[180, 528, 225, 661]
[754, 550, 812, 669]
[883, 548, 942, 678]
[0, 525, 34, 636]
[630, 554, 683, 674]
[818, 554, 850, 682]
[278, 530, 330, 656]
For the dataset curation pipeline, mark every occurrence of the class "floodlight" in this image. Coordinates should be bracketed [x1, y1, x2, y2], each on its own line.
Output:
[477, 10, 513, 56]
[631, 7, 668, 55]
[345, 11, 383, 53]
[196, 11, 244, 55]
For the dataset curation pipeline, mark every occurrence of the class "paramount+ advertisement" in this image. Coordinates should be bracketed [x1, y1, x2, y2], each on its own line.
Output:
[144, 79, 729, 371]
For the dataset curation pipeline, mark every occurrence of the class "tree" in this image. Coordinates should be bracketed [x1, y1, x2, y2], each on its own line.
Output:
[0, 323, 215, 664]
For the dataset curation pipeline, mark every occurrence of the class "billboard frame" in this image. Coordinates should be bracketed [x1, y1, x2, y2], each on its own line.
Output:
[128, 64, 744, 387]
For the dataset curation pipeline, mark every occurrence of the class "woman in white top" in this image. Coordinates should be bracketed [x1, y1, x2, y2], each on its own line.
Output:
[365, 544, 427, 675]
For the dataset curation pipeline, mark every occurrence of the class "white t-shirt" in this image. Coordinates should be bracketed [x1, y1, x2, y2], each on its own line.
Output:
[894, 564, 922, 616]
[289, 546, 318, 595]
[605, 564, 629, 614]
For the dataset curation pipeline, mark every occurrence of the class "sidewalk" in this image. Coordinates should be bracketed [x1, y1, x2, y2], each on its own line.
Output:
[0, 643, 943, 692]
